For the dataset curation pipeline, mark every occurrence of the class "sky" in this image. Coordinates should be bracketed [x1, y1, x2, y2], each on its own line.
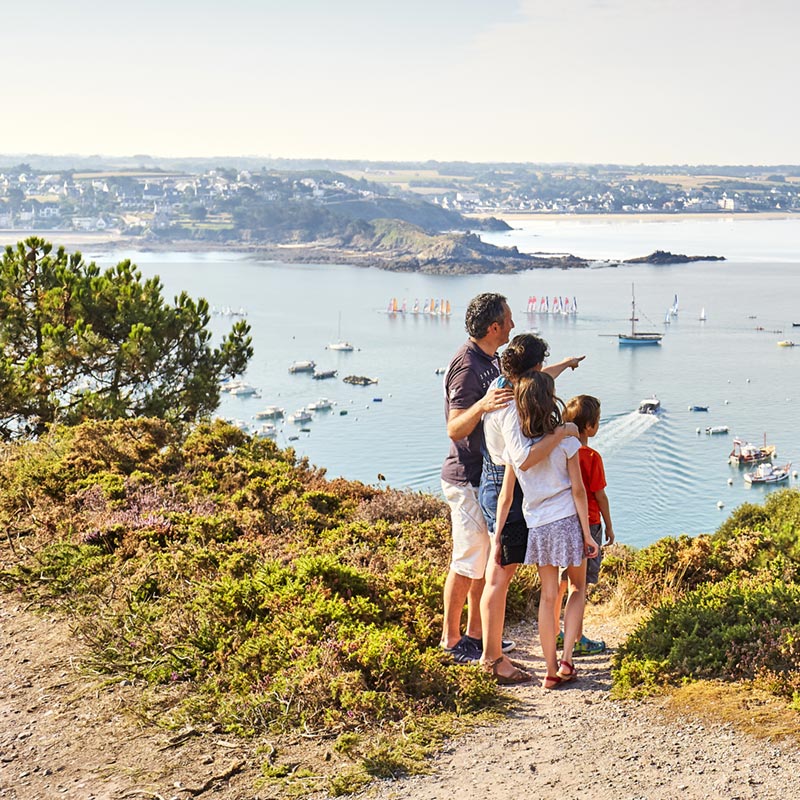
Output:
[3, 0, 799, 164]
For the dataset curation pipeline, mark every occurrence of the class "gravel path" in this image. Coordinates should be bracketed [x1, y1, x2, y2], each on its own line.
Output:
[2, 596, 799, 800]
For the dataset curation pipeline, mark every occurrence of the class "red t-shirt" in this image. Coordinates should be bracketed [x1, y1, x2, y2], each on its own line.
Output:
[578, 445, 606, 525]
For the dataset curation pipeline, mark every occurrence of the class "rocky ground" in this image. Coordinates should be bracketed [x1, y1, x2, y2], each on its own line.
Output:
[1, 596, 799, 800]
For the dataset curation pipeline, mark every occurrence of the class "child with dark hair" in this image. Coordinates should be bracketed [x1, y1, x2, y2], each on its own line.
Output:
[555, 394, 615, 656]
[495, 371, 598, 689]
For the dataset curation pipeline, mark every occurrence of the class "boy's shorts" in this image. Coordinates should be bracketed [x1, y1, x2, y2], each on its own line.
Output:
[441, 479, 490, 579]
[559, 523, 604, 584]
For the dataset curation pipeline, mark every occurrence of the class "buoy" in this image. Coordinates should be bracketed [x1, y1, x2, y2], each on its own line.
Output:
[717, 501, 724, 509]
[696, 428, 701, 434]
[746, 378, 751, 383]
[724, 399, 730, 405]
[727, 478, 733, 486]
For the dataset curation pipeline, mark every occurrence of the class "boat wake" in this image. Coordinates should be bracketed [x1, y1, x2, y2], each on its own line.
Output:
[593, 411, 660, 456]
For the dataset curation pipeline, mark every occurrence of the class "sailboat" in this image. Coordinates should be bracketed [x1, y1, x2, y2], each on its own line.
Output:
[699, 307, 707, 322]
[618, 284, 663, 345]
[328, 312, 354, 351]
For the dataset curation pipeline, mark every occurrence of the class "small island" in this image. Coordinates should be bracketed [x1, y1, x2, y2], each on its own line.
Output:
[623, 249, 726, 265]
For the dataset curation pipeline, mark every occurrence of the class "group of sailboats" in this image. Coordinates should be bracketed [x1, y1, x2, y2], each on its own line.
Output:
[386, 297, 452, 316]
[525, 295, 578, 314]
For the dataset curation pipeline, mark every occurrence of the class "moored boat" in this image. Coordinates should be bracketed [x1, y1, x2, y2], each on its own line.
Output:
[705, 425, 729, 435]
[287, 409, 313, 424]
[312, 369, 338, 380]
[255, 422, 278, 438]
[343, 375, 378, 386]
[688, 405, 709, 412]
[254, 405, 284, 419]
[729, 437, 776, 466]
[777, 340, 796, 347]
[289, 360, 316, 373]
[744, 462, 791, 484]
[306, 398, 334, 411]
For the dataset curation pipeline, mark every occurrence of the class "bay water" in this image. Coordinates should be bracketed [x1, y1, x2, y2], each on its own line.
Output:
[93, 216, 800, 549]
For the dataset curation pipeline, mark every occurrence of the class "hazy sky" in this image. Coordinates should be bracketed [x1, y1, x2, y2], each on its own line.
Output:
[4, 0, 798, 163]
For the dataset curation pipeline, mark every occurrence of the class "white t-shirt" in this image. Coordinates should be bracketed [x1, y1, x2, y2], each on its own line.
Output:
[482, 376, 529, 465]
[504, 433, 580, 528]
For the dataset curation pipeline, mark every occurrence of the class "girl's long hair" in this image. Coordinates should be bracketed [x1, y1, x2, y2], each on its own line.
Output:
[515, 369, 563, 438]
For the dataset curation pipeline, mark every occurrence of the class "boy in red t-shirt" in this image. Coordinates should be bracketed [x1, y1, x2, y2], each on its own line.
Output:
[555, 395, 615, 655]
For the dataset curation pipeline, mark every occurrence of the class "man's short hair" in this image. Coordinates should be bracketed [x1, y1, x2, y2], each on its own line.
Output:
[465, 293, 507, 339]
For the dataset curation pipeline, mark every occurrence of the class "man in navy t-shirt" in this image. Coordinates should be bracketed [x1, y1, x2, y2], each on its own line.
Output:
[440, 293, 515, 663]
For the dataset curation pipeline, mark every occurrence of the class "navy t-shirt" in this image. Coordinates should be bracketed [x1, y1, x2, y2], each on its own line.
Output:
[440, 340, 500, 487]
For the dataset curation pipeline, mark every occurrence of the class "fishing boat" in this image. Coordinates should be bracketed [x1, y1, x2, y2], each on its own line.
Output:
[777, 340, 796, 347]
[327, 312, 354, 351]
[254, 406, 284, 420]
[287, 409, 313, 424]
[688, 405, 709, 412]
[619, 285, 663, 345]
[306, 398, 334, 411]
[743, 462, 791, 484]
[638, 395, 661, 414]
[289, 360, 316, 373]
[705, 425, 729, 435]
[312, 369, 338, 380]
[729, 437, 776, 466]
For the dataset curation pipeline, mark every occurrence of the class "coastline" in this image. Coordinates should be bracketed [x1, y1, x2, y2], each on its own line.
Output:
[475, 210, 799, 224]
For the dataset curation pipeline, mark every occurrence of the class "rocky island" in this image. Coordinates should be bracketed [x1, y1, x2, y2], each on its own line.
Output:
[623, 249, 726, 265]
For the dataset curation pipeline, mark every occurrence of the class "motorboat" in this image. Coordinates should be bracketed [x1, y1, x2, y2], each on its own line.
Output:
[705, 425, 729, 435]
[289, 360, 316, 373]
[287, 409, 313, 424]
[255, 422, 278, 438]
[619, 284, 663, 345]
[638, 395, 660, 414]
[254, 406, 284, 419]
[312, 369, 338, 380]
[777, 340, 796, 347]
[729, 437, 776, 466]
[688, 405, 709, 412]
[229, 383, 261, 397]
[744, 462, 791, 484]
[306, 398, 334, 411]
[327, 341, 354, 352]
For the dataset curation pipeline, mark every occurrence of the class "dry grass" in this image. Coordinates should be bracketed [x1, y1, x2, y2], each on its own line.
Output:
[663, 682, 800, 745]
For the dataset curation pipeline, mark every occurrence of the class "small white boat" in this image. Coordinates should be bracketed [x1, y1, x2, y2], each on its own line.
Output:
[777, 340, 796, 347]
[705, 425, 729, 435]
[699, 307, 707, 321]
[638, 395, 660, 414]
[328, 313, 355, 351]
[306, 398, 334, 411]
[744, 461, 791, 484]
[255, 422, 278, 438]
[287, 409, 313, 424]
[229, 383, 261, 397]
[254, 406, 284, 419]
[312, 369, 338, 380]
[289, 360, 316, 373]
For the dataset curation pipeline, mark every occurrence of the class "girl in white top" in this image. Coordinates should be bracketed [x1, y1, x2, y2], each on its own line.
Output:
[495, 369, 598, 689]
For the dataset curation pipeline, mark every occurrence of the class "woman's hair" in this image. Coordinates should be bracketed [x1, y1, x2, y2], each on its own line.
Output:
[563, 394, 601, 433]
[500, 333, 549, 381]
[514, 369, 563, 438]
[464, 293, 507, 338]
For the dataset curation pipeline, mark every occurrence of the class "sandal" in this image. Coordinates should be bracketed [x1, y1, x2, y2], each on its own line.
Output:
[542, 674, 564, 690]
[557, 659, 577, 681]
[481, 656, 533, 686]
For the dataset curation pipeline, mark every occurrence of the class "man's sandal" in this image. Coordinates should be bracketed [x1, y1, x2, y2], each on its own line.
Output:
[557, 659, 577, 682]
[481, 656, 533, 686]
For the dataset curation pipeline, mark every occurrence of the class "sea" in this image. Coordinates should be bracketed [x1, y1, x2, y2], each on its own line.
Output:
[88, 216, 800, 550]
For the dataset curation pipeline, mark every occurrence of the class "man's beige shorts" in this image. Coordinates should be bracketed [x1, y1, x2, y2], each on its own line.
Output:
[441, 479, 490, 579]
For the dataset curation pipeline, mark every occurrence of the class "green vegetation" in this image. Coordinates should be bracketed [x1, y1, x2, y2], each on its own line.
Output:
[0, 418, 505, 794]
[608, 489, 800, 707]
[0, 239, 252, 439]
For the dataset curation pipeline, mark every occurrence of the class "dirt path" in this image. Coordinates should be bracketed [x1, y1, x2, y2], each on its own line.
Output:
[2, 597, 799, 800]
